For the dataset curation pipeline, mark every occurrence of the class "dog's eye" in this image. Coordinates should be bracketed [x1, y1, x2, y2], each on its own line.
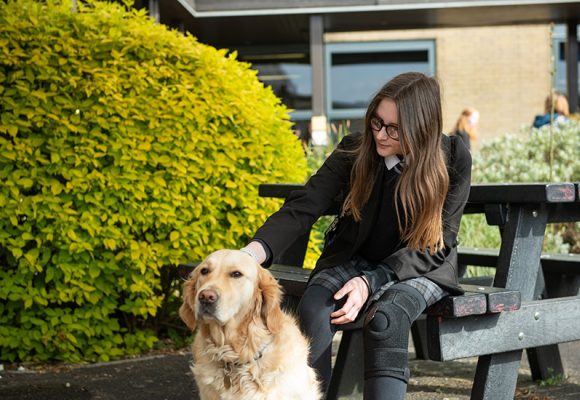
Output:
[230, 271, 243, 278]
[200, 267, 209, 275]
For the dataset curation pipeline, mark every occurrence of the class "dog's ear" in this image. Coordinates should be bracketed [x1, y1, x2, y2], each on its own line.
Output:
[179, 274, 198, 331]
[257, 267, 284, 334]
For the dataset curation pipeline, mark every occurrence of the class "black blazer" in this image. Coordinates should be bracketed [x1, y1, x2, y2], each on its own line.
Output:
[254, 132, 472, 295]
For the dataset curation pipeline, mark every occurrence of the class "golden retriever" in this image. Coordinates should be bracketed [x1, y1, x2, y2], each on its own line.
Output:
[179, 249, 321, 400]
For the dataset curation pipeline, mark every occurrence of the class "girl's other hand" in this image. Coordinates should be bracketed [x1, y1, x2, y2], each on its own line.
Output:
[330, 276, 370, 325]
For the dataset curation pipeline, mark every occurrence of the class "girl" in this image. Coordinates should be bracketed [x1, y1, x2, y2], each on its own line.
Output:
[450, 107, 479, 150]
[241, 72, 471, 399]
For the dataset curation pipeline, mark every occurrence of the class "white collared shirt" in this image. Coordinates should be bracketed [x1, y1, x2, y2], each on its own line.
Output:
[384, 154, 402, 171]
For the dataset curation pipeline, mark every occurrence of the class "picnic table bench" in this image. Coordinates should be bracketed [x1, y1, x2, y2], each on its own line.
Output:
[253, 181, 580, 399]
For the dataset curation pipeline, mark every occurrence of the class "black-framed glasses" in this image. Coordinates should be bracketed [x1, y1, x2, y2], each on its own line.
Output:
[370, 116, 399, 141]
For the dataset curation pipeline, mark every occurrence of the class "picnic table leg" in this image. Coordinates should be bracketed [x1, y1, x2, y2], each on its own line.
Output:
[471, 205, 551, 399]
[410, 316, 429, 360]
[527, 346, 565, 381]
[521, 267, 564, 381]
[471, 351, 522, 400]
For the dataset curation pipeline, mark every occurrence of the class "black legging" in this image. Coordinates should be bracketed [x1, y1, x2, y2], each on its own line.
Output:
[298, 285, 339, 390]
[298, 283, 426, 399]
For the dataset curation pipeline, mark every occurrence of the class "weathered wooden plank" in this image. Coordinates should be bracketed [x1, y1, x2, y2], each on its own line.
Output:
[458, 276, 494, 286]
[461, 284, 521, 313]
[487, 289, 521, 313]
[177, 262, 199, 279]
[545, 183, 577, 202]
[546, 203, 580, 223]
[269, 264, 311, 275]
[458, 248, 580, 276]
[259, 183, 578, 204]
[259, 183, 303, 198]
[427, 297, 580, 361]
[545, 274, 580, 297]
[468, 183, 576, 204]
[427, 292, 486, 318]
[269, 267, 309, 297]
[540, 253, 580, 275]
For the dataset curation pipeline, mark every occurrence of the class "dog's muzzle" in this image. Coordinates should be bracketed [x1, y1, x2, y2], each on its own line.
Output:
[197, 289, 219, 318]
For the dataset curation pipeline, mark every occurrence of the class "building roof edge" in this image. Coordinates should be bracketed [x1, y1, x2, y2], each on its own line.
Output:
[179, 0, 580, 18]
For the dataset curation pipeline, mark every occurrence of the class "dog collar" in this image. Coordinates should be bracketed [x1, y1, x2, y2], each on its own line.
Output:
[227, 340, 271, 367]
[223, 340, 271, 372]
[222, 341, 271, 389]
[254, 340, 271, 361]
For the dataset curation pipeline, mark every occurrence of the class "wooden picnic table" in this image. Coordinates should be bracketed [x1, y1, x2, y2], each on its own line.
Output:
[259, 182, 580, 400]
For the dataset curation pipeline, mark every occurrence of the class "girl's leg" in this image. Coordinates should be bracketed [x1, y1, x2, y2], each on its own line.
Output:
[298, 284, 338, 394]
[362, 283, 427, 400]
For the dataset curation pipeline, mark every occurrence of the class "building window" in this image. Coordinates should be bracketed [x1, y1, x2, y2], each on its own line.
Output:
[325, 40, 435, 120]
[238, 49, 312, 121]
[553, 24, 580, 97]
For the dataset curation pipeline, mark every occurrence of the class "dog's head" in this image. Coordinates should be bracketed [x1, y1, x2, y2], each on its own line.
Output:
[179, 249, 284, 333]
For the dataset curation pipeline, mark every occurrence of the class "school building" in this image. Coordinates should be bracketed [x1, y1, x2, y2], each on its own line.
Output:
[137, 1, 580, 143]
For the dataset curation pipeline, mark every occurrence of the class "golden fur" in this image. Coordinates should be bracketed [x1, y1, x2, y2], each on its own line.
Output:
[179, 249, 321, 400]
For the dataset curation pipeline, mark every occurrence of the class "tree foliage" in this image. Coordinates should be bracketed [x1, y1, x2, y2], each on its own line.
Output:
[0, 0, 306, 362]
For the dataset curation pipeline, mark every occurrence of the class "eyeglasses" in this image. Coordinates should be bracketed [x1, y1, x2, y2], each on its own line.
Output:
[370, 116, 399, 141]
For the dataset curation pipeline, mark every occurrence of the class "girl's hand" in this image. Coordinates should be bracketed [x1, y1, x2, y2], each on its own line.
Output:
[241, 241, 267, 264]
[330, 276, 370, 325]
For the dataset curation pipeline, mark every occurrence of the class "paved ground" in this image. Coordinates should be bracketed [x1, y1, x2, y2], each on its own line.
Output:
[405, 340, 580, 400]
[1, 338, 579, 400]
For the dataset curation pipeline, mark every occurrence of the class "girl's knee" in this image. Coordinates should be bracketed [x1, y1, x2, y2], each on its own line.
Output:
[298, 285, 335, 334]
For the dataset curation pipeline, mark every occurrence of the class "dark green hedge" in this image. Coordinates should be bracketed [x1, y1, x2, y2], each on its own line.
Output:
[0, 0, 306, 362]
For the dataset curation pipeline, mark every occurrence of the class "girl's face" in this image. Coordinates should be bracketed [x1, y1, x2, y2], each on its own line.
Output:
[372, 98, 403, 158]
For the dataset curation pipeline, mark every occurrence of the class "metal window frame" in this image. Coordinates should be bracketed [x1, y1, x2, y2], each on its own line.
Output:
[324, 40, 436, 121]
[552, 23, 580, 95]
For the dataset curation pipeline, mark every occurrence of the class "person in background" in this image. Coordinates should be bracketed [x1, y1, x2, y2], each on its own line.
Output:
[239, 72, 472, 400]
[450, 107, 479, 150]
[532, 92, 570, 128]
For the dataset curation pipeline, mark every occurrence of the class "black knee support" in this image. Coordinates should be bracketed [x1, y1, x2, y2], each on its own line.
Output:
[363, 285, 426, 383]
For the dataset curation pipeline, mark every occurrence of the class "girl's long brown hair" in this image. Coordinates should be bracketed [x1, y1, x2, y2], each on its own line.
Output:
[342, 72, 449, 253]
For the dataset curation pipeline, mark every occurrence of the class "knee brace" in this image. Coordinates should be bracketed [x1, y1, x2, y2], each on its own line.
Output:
[363, 286, 425, 383]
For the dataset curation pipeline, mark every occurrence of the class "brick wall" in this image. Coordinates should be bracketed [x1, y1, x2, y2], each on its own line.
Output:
[326, 25, 553, 145]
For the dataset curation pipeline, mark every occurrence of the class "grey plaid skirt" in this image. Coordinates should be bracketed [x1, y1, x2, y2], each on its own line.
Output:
[309, 255, 447, 306]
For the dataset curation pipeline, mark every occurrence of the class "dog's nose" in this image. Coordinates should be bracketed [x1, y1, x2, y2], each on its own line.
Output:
[198, 289, 218, 304]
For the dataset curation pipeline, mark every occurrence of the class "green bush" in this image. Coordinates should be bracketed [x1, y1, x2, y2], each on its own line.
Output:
[460, 119, 580, 276]
[0, 0, 306, 362]
[472, 120, 579, 184]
